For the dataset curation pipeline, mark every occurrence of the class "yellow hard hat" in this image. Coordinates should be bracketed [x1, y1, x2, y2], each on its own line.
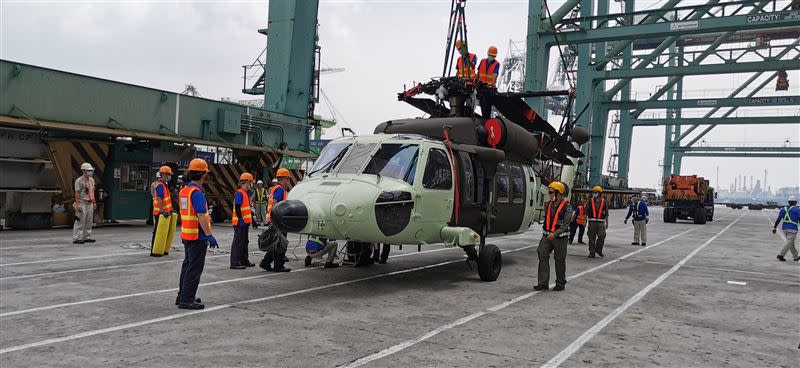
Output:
[488, 46, 498, 57]
[592, 185, 603, 193]
[548, 181, 565, 195]
[188, 158, 210, 172]
[239, 172, 254, 182]
[159, 165, 173, 175]
[455, 40, 464, 49]
[276, 168, 290, 178]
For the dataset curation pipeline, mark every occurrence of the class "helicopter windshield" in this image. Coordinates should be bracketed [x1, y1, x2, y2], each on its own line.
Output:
[363, 143, 419, 184]
[308, 143, 351, 176]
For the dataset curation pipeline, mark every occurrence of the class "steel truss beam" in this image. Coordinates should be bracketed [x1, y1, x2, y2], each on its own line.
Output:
[633, 116, 799, 126]
[597, 59, 800, 80]
[682, 152, 800, 158]
[674, 146, 800, 152]
[606, 95, 800, 109]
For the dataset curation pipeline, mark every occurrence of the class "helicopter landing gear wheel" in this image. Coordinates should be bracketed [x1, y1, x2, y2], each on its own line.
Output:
[477, 244, 501, 282]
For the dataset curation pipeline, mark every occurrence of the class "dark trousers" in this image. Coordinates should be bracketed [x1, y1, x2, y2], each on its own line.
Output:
[537, 236, 568, 287]
[150, 215, 159, 248]
[587, 221, 607, 255]
[178, 239, 208, 303]
[230, 224, 250, 266]
[568, 222, 585, 243]
[479, 95, 493, 118]
[260, 231, 288, 270]
[372, 244, 390, 262]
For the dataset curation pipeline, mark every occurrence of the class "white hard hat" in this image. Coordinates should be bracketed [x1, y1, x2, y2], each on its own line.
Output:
[80, 162, 94, 171]
[272, 179, 278, 183]
[790, 195, 797, 202]
[156, 172, 161, 178]
[257, 180, 263, 184]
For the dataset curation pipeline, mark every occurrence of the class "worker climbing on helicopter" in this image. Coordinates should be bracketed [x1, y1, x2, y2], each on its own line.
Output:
[477, 45, 500, 118]
[534, 181, 574, 292]
[454, 40, 476, 79]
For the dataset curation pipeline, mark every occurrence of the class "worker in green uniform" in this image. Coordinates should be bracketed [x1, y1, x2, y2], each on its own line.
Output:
[534, 181, 574, 292]
[586, 186, 609, 258]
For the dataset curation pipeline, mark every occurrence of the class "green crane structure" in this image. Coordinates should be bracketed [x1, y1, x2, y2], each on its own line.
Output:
[525, 0, 800, 187]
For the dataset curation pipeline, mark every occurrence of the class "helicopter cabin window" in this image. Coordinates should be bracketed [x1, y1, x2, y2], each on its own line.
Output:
[363, 143, 419, 184]
[308, 143, 351, 176]
[458, 151, 475, 204]
[422, 148, 452, 190]
[495, 162, 509, 203]
[337, 143, 376, 174]
[510, 162, 524, 204]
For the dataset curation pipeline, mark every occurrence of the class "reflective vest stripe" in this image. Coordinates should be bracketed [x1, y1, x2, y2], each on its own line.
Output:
[254, 187, 268, 203]
[456, 54, 477, 78]
[231, 188, 253, 226]
[266, 184, 285, 223]
[590, 198, 606, 219]
[152, 181, 173, 215]
[576, 206, 586, 225]
[783, 206, 798, 225]
[180, 186, 200, 241]
[545, 200, 568, 233]
[477, 59, 499, 86]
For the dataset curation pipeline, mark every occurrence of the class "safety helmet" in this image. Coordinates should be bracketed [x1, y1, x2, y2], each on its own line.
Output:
[276, 168, 290, 178]
[455, 40, 464, 49]
[257, 180, 263, 184]
[488, 46, 498, 57]
[272, 179, 278, 183]
[548, 181, 565, 195]
[592, 185, 603, 193]
[80, 162, 94, 171]
[159, 166, 173, 175]
[239, 172, 254, 182]
[188, 158, 210, 172]
[789, 195, 797, 202]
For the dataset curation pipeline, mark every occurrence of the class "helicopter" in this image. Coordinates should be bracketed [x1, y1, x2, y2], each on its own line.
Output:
[270, 77, 589, 281]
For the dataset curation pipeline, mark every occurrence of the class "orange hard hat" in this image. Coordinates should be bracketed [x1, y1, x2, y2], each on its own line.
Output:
[188, 158, 210, 172]
[455, 40, 463, 49]
[276, 168, 290, 178]
[159, 165, 173, 175]
[239, 172, 254, 182]
[488, 46, 498, 57]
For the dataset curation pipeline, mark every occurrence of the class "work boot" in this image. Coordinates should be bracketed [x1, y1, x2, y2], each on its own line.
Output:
[553, 284, 565, 291]
[230, 265, 246, 269]
[150, 253, 163, 257]
[578, 240, 586, 244]
[84, 239, 96, 243]
[259, 262, 273, 271]
[175, 297, 201, 306]
[641, 243, 646, 247]
[631, 242, 639, 245]
[324, 262, 340, 269]
[273, 267, 291, 273]
[597, 251, 604, 258]
[533, 285, 549, 291]
[163, 252, 169, 256]
[777, 255, 786, 261]
[588, 254, 596, 258]
[794, 256, 800, 262]
[245, 261, 256, 267]
[73, 239, 85, 244]
[305, 256, 312, 267]
[178, 302, 205, 310]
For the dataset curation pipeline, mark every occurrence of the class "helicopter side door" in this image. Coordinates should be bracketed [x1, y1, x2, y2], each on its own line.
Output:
[412, 146, 455, 235]
[489, 161, 526, 234]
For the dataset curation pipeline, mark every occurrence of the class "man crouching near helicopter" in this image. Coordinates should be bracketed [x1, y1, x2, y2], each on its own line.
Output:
[534, 181, 574, 292]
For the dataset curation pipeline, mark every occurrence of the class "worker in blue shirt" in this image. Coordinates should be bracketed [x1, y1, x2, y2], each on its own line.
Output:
[304, 235, 340, 268]
[625, 193, 649, 246]
[773, 195, 799, 262]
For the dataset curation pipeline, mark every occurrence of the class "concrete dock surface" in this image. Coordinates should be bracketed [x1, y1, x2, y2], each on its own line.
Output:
[1, 206, 798, 367]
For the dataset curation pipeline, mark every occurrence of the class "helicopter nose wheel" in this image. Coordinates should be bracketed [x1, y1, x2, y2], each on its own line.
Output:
[477, 244, 501, 282]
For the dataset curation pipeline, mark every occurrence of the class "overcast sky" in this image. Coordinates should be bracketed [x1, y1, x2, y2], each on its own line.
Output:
[2, 0, 798, 191]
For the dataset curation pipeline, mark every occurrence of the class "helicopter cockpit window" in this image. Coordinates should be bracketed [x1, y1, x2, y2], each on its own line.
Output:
[495, 162, 509, 203]
[337, 143, 377, 174]
[510, 162, 524, 204]
[422, 148, 452, 190]
[458, 151, 475, 204]
[363, 143, 419, 184]
[308, 143, 351, 176]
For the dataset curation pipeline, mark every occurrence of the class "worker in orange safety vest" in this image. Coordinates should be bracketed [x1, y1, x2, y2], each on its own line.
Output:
[534, 181, 574, 292]
[230, 172, 255, 269]
[477, 45, 501, 118]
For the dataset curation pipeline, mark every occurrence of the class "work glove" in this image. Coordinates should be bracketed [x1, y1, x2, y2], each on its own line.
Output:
[624, 219, 628, 224]
[772, 228, 777, 234]
[208, 235, 219, 249]
[645, 218, 649, 224]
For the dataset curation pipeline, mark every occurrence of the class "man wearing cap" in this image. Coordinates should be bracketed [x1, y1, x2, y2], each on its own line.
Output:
[773, 195, 800, 261]
[534, 181, 573, 292]
[73, 162, 97, 244]
[230, 173, 256, 269]
[586, 186, 609, 258]
[253, 179, 268, 227]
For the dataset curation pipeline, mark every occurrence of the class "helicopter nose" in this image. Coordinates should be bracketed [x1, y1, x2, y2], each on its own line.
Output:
[270, 200, 308, 233]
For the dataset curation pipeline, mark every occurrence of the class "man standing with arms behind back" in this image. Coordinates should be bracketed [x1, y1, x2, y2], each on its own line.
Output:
[73, 162, 96, 244]
[625, 193, 650, 246]
[534, 181, 573, 292]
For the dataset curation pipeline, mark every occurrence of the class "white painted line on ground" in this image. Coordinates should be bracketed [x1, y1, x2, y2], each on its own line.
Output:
[727, 281, 747, 285]
[541, 211, 747, 368]
[0, 247, 457, 318]
[0, 252, 148, 267]
[0, 245, 533, 355]
[338, 222, 717, 367]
